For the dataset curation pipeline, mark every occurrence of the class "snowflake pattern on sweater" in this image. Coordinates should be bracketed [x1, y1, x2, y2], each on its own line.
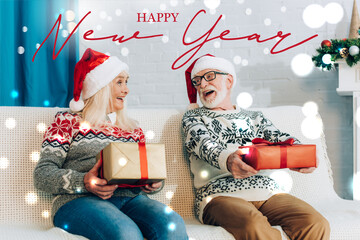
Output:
[182, 107, 298, 219]
[34, 111, 145, 220]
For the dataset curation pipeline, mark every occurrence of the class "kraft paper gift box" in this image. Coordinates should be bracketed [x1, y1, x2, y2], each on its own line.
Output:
[96, 142, 167, 185]
[239, 138, 317, 170]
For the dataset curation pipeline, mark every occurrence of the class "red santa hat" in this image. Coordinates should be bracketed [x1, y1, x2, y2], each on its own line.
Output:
[185, 54, 237, 109]
[69, 48, 129, 112]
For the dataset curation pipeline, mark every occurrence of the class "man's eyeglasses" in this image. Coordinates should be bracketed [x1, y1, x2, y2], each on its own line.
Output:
[191, 71, 229, 86]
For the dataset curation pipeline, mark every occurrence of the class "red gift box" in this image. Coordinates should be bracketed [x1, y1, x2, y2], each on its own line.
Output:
[239, 138, 317, 170]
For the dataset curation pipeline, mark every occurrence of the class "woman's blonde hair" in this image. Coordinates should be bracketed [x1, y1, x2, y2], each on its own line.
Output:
[73, 71, 138, 131]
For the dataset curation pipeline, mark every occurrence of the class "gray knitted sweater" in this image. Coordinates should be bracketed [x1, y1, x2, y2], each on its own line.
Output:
[33, 111, 145, 220]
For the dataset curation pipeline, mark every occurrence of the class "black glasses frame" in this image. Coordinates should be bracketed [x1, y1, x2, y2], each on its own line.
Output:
[191, 71, 229, 86]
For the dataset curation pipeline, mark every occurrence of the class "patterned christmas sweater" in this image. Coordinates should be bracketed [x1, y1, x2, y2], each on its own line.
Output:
[182, 106, 298, 222]
[33, 111, 145, 220]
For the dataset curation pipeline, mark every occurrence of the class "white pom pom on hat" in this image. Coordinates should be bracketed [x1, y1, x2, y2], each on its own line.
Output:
[69, 48, 129, 112]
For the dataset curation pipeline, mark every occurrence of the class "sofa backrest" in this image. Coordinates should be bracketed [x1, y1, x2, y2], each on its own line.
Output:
[0, 106, 339, 226]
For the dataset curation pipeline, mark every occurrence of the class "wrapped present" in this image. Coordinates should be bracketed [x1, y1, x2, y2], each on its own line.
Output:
[239, 138, 317, 170]
[96, 142, 167, 186]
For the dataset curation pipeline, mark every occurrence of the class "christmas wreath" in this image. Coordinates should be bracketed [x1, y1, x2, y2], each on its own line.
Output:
[312, 39, 360, 70]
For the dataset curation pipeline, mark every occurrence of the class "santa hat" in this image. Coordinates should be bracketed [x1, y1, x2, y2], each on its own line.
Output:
[185, 54, 237, 109]
[69, 48, 129, 112]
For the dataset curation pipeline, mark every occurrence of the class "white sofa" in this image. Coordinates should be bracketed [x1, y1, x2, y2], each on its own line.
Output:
[1, 106, 360, 240]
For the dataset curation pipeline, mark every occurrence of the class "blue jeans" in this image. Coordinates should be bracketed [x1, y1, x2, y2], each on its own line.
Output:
[54, 195, 188, 240]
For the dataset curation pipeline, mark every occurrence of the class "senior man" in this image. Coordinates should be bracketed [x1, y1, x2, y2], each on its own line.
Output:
[181, 54, 330, 240]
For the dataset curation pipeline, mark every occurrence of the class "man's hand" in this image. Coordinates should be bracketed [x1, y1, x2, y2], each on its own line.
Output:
[227, 149, 258, 179]
[289, 167, 316, 173]
[84, 160, 118, 200]
[141, 181, 163, 193]
[290, 157, 318, 174]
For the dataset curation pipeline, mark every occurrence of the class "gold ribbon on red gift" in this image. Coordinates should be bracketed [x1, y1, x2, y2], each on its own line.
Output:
[98, 142, 149, 188]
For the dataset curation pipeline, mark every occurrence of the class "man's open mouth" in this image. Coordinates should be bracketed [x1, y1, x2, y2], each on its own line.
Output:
[204, 90, 215, 97]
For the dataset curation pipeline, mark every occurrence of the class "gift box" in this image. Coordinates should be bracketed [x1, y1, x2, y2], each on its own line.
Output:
[239, 138, 317, 170]
[96, 142, 167, 185]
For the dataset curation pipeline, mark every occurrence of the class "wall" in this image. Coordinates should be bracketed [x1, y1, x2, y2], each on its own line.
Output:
[78, 0, 354, 199]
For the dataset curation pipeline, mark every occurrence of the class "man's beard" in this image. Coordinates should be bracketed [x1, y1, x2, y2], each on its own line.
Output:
[199, 80, 227, 109]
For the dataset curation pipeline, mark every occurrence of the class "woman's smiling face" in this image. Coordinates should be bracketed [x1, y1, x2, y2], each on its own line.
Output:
[109, 71, 129, 112]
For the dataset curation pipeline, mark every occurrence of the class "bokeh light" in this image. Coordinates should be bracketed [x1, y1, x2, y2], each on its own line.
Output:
[205, 196, 213, 203]
[0, 157, 9, 169]
[43, 100, 50, 107]
[166, 191, 174, 199]
[165, 206, 173, 214]
[65, 10, 75, 21]
[162, 35, 169, 43]
[18, 46, 25, 54]
[37, 123, 47, 133]
[115, 9, 122, 16]
[121, 47, 129, 56]
[5, 118, 16, 129]
[245, 8, 252, 15]
[11, 90, 19, 98]
[31, 151, 40, 163]
[236, 92, 253, 109]
[25, 192, 38, 204]
[301, 116, 323, 139]
[263, 48, 270, 55]
[80, 121, 91, 132]
[210, 9, 217, 15]
[322, 54, 332, 65]
[42, 210, 50, 218]
[324, 2, 343, 24]
[241, 59, 249, 66]
[61, 30, 69, 38]
[270, 170, 293, 193]
[213, 41, 221, 48]
[303, 4, 325, 28]
[204, 0, 221, 9]
[233, 56, 242, 65]
[200, 170, 209, 178]
[145, 130, 155, 140]
[170, 0, 179, 7]
[22, 26, 28, 32]
[291, 54, 314, 77]
[264, 18, 271, 26]
[118, 157, 128, 167]
[302, 101, 319, 117]
[168, 222, 176, 231]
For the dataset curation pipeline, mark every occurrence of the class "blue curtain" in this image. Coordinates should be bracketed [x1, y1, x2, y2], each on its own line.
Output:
[0, 0, 78, 107]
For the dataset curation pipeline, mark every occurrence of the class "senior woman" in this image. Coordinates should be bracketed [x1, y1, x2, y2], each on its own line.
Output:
[33, 48, 188, 240]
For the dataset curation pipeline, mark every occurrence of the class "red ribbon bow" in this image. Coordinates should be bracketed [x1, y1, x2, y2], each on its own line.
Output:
[250, 138, 295, 168]
[251, 138, 295, 146]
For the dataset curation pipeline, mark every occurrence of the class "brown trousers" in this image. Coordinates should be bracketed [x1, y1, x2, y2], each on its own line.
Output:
[202, 194, 330, 240]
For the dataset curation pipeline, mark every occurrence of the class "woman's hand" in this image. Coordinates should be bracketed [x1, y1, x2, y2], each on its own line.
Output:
[141, 181, 163, 193]
[84, 160, 118, 200]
